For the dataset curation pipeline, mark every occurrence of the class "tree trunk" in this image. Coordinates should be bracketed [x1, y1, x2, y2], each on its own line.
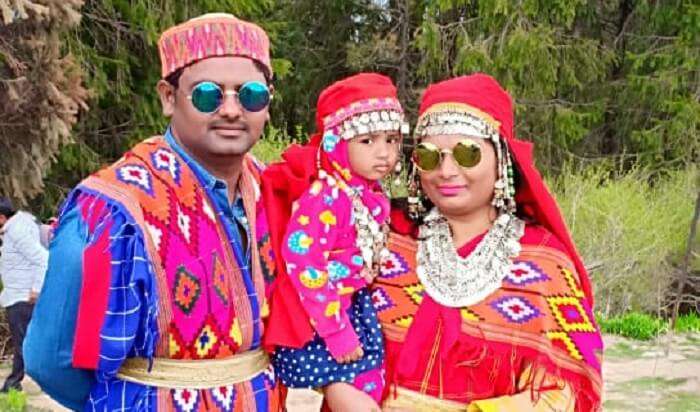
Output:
[670, 189, 700, 331]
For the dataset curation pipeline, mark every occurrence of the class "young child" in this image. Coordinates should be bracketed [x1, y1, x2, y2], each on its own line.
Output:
[263, 73, 408, 402]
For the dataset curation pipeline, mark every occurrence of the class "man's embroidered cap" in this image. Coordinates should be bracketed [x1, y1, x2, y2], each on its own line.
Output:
[158, 13, 272, 79]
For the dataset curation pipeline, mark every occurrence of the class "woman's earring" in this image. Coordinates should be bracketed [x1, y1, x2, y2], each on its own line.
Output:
[393, 161, 403, 186]
[407, 164, 426, 220]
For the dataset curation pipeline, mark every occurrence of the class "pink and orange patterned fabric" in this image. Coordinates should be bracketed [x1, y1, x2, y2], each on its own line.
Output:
[373, 225, 603, 411]
[78, 136, 282, 411]
[158, 13, 272, 78]
[280, 132, 390, 358]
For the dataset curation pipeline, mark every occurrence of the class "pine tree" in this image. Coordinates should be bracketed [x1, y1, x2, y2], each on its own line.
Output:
[0, 0, 87, 204]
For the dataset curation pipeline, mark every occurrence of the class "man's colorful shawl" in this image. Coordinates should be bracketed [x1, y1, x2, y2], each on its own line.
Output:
[372, 224, 603, 412]
[70, 137, 281, 411]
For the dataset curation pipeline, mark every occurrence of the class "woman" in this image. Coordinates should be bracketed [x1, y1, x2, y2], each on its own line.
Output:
[367, 74, 603, 411]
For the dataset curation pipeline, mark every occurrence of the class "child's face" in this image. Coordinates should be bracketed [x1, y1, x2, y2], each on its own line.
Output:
[347, 131, 402, 181]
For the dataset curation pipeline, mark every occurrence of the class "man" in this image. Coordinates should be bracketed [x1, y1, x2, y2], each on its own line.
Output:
[0, 197, 47, 393]
[24, 13, 283, 411]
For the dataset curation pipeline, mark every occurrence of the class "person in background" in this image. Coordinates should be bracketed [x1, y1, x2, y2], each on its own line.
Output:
[38, 217, 58, 249]
[0, 196, 48, 393]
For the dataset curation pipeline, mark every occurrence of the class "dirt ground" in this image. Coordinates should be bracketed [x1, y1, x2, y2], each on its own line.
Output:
[2, 333, 698, 411]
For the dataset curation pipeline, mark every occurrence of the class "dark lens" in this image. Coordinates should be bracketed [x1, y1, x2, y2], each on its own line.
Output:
[238, 81, 270, 112]
[413, 143, 441, 171]
[453, 140, 482, 168]
[191, 82, 223, 113]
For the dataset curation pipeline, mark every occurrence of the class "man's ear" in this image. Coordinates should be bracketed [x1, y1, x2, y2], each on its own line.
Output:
[157, 80, 176, 117]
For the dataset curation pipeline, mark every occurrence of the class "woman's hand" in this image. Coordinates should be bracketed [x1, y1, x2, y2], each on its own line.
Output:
[334, 345, 364, 363]
[323, 382, 380, 412]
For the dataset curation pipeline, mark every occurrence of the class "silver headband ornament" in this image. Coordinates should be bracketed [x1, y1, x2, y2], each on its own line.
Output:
[321, 97, 409, 140]
[334, 110, 409, 140]
[413, 106, 517, 215]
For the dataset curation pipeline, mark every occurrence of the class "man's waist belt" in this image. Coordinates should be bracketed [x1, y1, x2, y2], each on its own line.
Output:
[116, 349, 270, 389]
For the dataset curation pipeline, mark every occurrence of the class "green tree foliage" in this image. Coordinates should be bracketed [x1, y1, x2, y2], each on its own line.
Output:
[0, 0, 87, 204]
[2, 0, 697, 216]
[37, 0, 291, 213]
[346, 0, 699, 171]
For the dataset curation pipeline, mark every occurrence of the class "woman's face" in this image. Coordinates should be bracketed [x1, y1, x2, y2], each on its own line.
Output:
[418, 134, 498, 218]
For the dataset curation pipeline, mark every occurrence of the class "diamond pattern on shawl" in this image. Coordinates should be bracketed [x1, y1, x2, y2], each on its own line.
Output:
[506, 260, 550, 286]
[380, 251, 410, 278]
[212, 252, 229, 306]
[115, 164, 154, 197]
[172, 389, 200, 412]
[211, 385, 237, 412]
[491, 296, 541, 324]
[192, 317, 223, 359]
[151, 148, 182, 185]
[547, 296, 596, 333]
[173, 266, 201, 315]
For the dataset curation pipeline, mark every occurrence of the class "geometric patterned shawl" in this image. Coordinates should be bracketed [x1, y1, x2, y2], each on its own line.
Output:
[372, 227, 603, 411]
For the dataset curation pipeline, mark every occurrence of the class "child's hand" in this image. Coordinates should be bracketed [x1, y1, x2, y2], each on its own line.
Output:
[335, 345, 364, 364]
[361, 267, 376, 283]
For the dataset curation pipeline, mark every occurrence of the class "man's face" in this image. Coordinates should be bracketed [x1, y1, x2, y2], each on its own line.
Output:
[157, 56, 271, 163]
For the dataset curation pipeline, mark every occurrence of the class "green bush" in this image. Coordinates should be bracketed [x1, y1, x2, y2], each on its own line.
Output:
[0, 389, 27, 412]
[550, 165, 697, 315]
[598, 312, 668, 340]
[675, 312, 700, 333]
[251, 124, 299, 164]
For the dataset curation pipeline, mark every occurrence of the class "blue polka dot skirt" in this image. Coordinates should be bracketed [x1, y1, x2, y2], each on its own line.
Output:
[273, 288, 385, 389]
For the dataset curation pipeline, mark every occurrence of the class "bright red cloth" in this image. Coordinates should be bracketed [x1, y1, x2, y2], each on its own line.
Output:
[376, 225, 602, 411]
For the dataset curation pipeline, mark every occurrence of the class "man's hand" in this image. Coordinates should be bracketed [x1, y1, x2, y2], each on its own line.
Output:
[323, 382, 380, 412]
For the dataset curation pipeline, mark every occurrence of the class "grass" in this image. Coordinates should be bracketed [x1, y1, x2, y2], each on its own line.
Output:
[0, 389, 27, 412]
[604, 340, 648, 358]
[597, 310, 700, 340]
[674, 312, 700, 333]
[605, 378, 700, 412]
[614, 376, 688, 392]
[550, 165, 697, 315]
[597, 312, 668, 340]
[661, 391, 700, 412]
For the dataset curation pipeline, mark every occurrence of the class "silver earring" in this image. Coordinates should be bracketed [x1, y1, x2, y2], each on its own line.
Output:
[393, 161, 403, 186]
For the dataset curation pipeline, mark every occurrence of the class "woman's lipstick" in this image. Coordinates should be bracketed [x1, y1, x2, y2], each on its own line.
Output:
[437, 184, 466, 196]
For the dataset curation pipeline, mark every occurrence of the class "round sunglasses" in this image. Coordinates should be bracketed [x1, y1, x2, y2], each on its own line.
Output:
[412, 139, 482, 171]
[187, 80, 271, 114]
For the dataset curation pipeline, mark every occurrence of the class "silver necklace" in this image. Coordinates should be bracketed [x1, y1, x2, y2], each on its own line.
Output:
[416, 208, 525, 307]
[318, 170, 390, 279]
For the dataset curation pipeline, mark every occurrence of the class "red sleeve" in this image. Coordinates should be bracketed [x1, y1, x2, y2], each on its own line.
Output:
[72, 196, 112, 369]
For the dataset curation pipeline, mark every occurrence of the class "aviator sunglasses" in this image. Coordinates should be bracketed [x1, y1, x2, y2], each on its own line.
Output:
[187, 80, 271, 114]
[412, 139, 482, 171]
